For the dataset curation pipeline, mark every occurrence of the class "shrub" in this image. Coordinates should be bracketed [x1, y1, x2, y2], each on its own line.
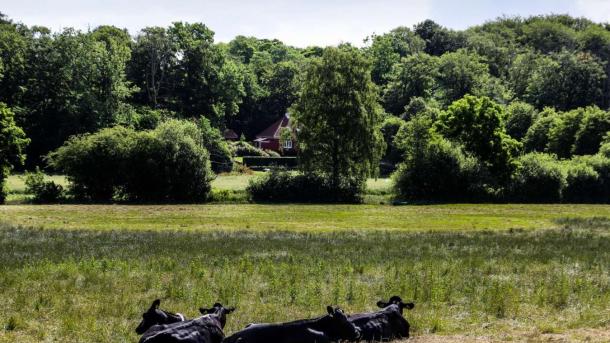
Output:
[247, 170, 363, 203]
[574, 154, 610, 202]
[508, 153, 565, 203]
[230, 141, 269, 157]
[123, 120, 213, 202]
[47, 120, 213, 202]
[47, 126, 134, 201]
[563, 161, 601, 203]
[24, 169, 64, 203]
[393, 136, 485, 202]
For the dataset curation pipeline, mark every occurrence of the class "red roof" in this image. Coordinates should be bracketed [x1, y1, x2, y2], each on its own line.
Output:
[256, 113, 291, 139]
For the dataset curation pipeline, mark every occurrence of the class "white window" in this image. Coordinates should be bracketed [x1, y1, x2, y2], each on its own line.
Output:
[283, 139, 293, 149]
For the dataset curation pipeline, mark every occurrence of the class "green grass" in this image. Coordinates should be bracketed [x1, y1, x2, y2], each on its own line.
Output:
[0, 217, 608, 342]
[5, 203, 610, 232]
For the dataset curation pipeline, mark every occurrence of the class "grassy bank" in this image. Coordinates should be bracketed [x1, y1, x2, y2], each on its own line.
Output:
[1, 218, 609, 342]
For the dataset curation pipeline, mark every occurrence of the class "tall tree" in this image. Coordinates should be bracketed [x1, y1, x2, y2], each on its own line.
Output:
[0, 102, 29, 203]
[436, 49, 489, 104]
[292, 47, 385, 187]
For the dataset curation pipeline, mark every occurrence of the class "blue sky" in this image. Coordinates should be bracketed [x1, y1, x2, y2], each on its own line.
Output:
[1, 0, 609, 47]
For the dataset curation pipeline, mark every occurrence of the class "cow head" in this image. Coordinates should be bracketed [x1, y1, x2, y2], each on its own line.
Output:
[376, 295, 415, 314]
[325, 306, 361, 342]
[199, 302, 236, 329]
[135, 299, 184, 335]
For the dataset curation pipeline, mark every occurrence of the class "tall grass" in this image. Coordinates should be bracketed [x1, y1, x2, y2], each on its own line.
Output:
[1, 219, 609, 342]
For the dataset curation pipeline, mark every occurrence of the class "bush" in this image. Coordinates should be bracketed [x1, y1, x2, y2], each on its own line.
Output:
[508, 153, 565, 203]
[230, 141, 269, 157]
[574, 154, 610, 202]
[24, 169, 64, 203]
[47, 120, 213, 202]
[122, 120, 213, 202]
[393, 137, 485, 202]
[505, 101, 537, 141]
[247, 170, 363, 203]
[265, 150, 281, 157]
[563, 161, 601, 203]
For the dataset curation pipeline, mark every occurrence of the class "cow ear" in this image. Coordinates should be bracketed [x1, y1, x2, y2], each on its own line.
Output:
[327, 306, 334, 315]
[226, 307, 236, 313]
[151, 299, 161, 310]
[402, 302, 415, 310]
[199, 307, 212, 314]
[376, 301, 388, 308]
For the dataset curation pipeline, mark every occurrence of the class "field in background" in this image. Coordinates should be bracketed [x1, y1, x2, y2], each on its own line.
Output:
[4, 174, 394, 204]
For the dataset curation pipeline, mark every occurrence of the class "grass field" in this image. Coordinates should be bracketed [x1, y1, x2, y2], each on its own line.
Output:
[1, 204, 610, 342]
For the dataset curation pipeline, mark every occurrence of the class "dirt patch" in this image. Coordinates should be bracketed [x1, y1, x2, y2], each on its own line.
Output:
[405, 327, 610, 342]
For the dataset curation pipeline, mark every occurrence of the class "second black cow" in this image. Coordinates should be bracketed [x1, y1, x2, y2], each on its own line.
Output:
[348, 295, 415, 342]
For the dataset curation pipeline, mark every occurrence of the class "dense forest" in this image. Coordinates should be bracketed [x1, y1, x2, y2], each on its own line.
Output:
[2, 12, 610, 203]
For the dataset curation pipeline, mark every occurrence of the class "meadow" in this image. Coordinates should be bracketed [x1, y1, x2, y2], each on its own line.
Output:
[1, 175, 610, 342]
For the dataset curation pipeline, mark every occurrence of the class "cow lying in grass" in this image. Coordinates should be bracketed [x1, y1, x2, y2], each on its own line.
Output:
[139, 303, 235, 343]
[223, 306, 361, 343]
[348, 296, 415, 342]
[136, 299, 186, 335]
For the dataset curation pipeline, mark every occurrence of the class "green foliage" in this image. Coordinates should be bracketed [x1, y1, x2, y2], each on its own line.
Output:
[546, 108, 585, 158]
[199, 117, 233, 173]
[524, 51, 606, 111]
[414, 20, 466, 56]
[367, 27, 425, 84]
[230, 141, 269, 157]
[436, 95, 520, 180]
[563, 161, 601, 203]
[380, 116, 407, 167]
[393, 134, 484, 201]
[572, 106, 610, 156]
[247, 170, 363, 203]
[508, 153, 565, 203]
[47, 120, 212, 202]
[24, 168, 64, 203]
[382, 53, 438, 116]
[505, 101, 537, 141]
[0, 102, 29, 203]
[436, 50, 489, 104]
[521, 19, 577, 53]
[292, 47, 385, 189]
[523, 108, 557, 153]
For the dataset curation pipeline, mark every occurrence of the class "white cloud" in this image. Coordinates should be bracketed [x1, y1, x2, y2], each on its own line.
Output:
[575, 0, 610, 23]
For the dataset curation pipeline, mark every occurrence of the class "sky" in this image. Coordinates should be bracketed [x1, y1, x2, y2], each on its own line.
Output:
[1, 0, 610, 47]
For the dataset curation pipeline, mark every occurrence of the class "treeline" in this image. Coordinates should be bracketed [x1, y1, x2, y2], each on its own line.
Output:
[1, 12, 610, 203]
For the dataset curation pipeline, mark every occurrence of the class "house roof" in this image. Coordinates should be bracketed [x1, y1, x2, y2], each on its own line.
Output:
[223, 129, 239, 140]
[255, 113, 291, 139]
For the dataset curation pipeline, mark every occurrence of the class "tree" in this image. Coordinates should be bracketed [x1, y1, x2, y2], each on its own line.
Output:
[521, 19, 577, 54]
[546, 108, 585, 158]
[436, 49, 489, 104]
[292, 47, 385, 188]
[524, 51, 606, 111]
[366, 27, 425, 84]
[414, 20, 465, 56]
[436, 95, 520, 180]
[382, 53, 438, 116]
[0, 102, 29, 203]
[505, 101, 537, 141]
[523, 108, 557, 153]
[129, 27, 176, 108]
[573, 106, 610, 156]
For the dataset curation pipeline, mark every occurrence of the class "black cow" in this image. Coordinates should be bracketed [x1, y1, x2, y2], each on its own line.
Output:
[223, 306, 361, 343]
[139, 303, 235, 343]
[136, 299, 186, 335]
[348, 296, 415, 342]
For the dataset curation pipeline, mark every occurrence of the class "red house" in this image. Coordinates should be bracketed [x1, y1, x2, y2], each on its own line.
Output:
[253, 113, 295, 154]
